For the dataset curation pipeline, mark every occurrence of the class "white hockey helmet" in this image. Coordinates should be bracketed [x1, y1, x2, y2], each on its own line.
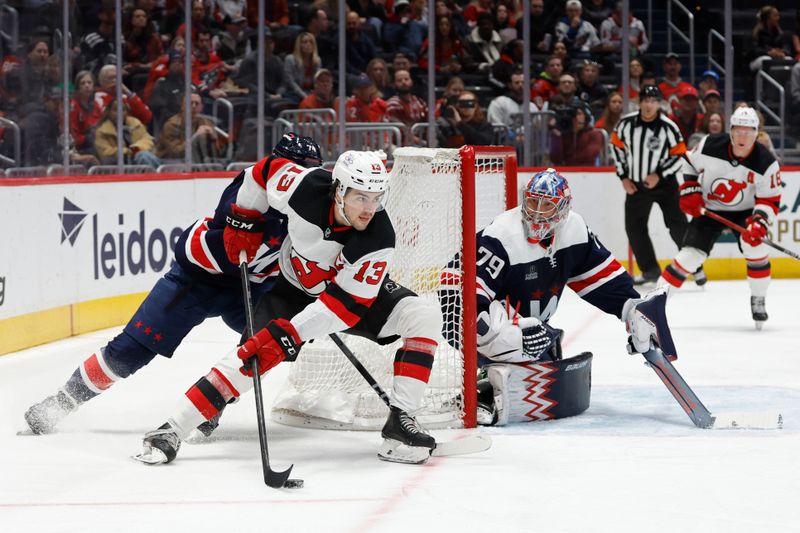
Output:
[332, 150, 390, 194]
[730, 106, 759, 131]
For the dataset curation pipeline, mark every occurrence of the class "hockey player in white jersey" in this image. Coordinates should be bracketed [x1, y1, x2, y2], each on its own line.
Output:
[463, 169, 677, 425]
[136, 150, 443, 465]
[659, 106, 782, 329]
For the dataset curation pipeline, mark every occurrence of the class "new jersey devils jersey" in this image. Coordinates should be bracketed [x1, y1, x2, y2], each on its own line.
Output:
[233, 157, 395, 341]
[684, 133, 781, 222]
[174, 158, 288, 287]
[475, 208, 638, 321]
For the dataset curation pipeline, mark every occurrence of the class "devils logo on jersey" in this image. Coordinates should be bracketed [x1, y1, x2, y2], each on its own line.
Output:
[290, 252, 338, 291]
[707, 178, 747, 205]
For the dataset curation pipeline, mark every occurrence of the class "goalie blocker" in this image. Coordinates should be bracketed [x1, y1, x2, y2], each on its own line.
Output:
[477, 348, 593, 426]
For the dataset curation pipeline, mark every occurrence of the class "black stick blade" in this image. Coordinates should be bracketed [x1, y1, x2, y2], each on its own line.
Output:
[266, 464, 293, 488]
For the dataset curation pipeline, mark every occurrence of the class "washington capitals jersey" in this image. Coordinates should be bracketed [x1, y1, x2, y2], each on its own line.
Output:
[683, 133, 781, 223]
[475, 208, 638, 321]
[233, 159, 395, 341]
[174, 157, 288, 287]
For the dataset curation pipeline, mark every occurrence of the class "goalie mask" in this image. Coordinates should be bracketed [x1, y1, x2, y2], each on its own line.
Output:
[522, 168, 572, 244]
[332, 150, 390, 223]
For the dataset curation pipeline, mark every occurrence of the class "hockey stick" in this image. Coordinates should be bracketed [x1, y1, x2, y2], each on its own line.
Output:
[641, 347, 782, 429]
[328, 333, 492, 457]
[679, 152, 799, 261]
[701, 209, 800, 261]
[239, 252, 297, 488]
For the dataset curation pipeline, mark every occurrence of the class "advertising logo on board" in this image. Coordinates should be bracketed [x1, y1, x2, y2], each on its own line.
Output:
[59, 197, 184, 280]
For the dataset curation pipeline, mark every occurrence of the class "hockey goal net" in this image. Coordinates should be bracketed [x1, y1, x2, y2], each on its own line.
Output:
[271, 146, 518, 429]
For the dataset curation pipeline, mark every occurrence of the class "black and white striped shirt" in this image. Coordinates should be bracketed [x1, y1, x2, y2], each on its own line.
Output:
[610, 111, 686, 184]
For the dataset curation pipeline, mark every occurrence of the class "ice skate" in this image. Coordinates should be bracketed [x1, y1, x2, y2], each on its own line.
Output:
[23, 389, 77, 435]
[693, 267, 707, 287]
[133, 423, 181, 465]
[185, 409, 224, 443]
[378, 406, 435, 464]
[633, 268, 660, 287]
[751, 296, 768, 330]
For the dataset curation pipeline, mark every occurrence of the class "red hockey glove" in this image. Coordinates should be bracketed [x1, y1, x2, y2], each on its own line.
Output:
[741, 214, 768, 247]
[237, 319, 302, 377]
[678, 180, 704, 217]
[223, 203, 265, 264]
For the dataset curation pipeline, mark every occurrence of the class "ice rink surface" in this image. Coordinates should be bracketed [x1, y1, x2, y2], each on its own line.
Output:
[1, 280, 799, 533]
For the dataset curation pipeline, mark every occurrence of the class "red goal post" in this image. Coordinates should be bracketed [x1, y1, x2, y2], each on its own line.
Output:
[270, 145, 518, 430]
[458, 145, 519, 427]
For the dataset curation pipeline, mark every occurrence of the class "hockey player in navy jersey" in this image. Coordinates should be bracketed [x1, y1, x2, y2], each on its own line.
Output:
[135, 150, 444, 465]
[659, 106, 782, 330]
[467, 168, 676, 425]
[23, 133, 322, 435]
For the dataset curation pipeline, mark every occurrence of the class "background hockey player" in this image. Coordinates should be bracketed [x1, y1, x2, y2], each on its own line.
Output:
[23, 134, 322, 435]
[464, 169, 675, 425]
[659, 106, 782, 329]
[136, 150, 444, 465]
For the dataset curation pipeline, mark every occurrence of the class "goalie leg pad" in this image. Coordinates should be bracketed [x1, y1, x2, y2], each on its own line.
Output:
[484, 352, 593, 425]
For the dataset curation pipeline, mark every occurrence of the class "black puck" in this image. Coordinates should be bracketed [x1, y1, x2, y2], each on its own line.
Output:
[284, 478, 304, 489]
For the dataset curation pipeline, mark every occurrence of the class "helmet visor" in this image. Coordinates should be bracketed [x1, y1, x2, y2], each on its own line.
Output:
[341, 188, 386, 212]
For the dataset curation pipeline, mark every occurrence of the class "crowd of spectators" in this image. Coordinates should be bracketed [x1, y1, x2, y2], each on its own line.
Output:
[0, 1, 798, 171]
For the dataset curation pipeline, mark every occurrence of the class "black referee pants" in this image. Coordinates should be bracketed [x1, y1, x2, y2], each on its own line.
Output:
[624, 179, 688, 277]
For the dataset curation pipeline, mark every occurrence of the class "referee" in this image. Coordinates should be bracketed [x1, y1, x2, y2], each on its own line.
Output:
[610, 84, 703, 285]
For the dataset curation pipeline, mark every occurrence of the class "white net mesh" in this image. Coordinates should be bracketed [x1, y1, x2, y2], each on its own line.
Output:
[271, 147, 515, 430]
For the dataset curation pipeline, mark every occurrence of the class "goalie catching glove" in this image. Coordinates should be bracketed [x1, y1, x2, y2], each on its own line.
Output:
[237, 319, 302, 376]
[622, 288, 677, 360]
[223, 203, 266, 264]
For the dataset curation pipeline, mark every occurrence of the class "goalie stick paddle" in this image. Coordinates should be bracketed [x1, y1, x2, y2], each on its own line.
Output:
[240, 252, 295, 489]
[641, 348, 782, 430]
[328, 333, 492, 456]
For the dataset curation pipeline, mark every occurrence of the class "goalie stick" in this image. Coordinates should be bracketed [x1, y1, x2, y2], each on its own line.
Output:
[328, 333, 492, 457]
[641, 347, 782, 430]
[240, 252, 299, 489]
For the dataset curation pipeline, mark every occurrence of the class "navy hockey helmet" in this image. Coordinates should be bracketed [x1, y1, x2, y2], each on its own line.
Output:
[523, 168, 572, 244]
[273, 132, 323, 168]
[639, 84, 662, 100]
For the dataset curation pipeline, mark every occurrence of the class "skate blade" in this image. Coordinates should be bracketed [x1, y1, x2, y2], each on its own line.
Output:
[184, 429, 214, 444]
[755, 320, 765, 331]
[132, 447, 169, 465]
[377, 439, 431, 464]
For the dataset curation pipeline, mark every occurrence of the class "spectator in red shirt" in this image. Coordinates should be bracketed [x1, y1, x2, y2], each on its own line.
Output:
[657, 53, 693, 111]
[176, 0, 214, 45]
[92, 64, 153, 125]
[346, 73, 388, 122]
[123, 7, 164, 71]
[142, 35, 185, 103]
[418, 16, 464, 76]
[299, 69, 340, 110]
[667, 85, 704, 140]
[69, 70, 98, 151]
[385, 69, 428, 143]
[531, 55, 563, 108]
